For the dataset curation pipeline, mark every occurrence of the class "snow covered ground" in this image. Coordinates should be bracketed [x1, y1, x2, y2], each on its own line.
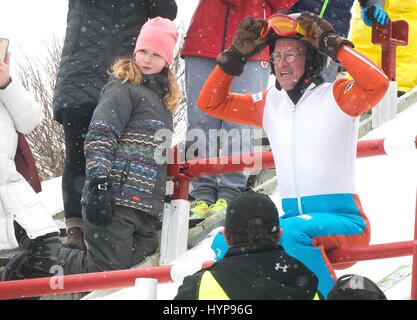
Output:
[336, 103, 417, 299]
[38, 176, 63, 218]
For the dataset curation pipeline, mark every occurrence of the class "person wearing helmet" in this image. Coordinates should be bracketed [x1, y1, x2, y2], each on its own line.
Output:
[286, 0, 389, 82]
[197, 12, 389, 298]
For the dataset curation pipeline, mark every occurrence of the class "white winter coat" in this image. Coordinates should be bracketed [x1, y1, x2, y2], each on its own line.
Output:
[0, 79, 58, 250]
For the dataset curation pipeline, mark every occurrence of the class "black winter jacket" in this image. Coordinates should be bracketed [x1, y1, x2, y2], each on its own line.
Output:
[174, 243, 319, 300]
[288, 0, 384, 37]
[53, 0, 177, 123]
[82, 71, 173, 217]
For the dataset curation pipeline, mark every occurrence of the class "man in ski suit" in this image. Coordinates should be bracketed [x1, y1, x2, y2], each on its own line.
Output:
[200, 12, 389, 298]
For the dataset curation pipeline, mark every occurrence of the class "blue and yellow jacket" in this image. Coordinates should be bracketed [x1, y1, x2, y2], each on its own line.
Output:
[174, 242, 319, 300]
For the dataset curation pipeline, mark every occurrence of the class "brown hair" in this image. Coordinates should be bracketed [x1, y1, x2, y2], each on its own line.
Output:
[226, 217, 280, 246]
[110, 58, 180, 112]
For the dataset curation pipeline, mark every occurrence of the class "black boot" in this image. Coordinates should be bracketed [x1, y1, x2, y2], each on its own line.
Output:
[1, 251, 31, 281]
[2, 232, 62, 281]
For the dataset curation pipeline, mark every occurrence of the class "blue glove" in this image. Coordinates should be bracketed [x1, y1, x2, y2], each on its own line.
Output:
[361, 5, 389, 27]
[211, 231, 229, 261]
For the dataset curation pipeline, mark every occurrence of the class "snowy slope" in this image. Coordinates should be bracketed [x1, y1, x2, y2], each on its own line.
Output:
[38, 176, 63, 218]
[334, 103, 417, 299]
[82, 103, 417, 300]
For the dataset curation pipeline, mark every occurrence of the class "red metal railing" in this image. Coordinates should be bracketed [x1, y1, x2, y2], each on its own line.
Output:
[412, 188, 417, 300]
[169, 136, 417, 200]
[0, 136, 416, 300]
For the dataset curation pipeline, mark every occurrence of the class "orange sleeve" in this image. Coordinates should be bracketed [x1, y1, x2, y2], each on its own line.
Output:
[333, 46, 389, 117]
[197, 66, 267, 127]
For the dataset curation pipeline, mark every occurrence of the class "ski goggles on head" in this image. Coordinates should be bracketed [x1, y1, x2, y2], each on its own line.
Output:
[259, 13, 307, 39]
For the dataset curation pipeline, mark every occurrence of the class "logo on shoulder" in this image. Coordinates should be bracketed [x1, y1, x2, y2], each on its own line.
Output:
[261, 61, 269, 69]
[343, 81, 354, 94]
[251, 92, 263, 103]
[275, 263, 288, 272]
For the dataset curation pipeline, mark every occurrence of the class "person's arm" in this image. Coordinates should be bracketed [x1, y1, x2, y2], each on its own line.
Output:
[297, 12, 389, 117]
[0, 80, 42, 134]
[333, 46, 389, 117]
[359, 0, 385, 8]
[197, 66, 266, 127]
[290, 261, 320, 300]
[173, 273, 201, 300]
[197, 16, 269, 127]
[0, 53, 42, 134]
[359, 0, 389, 26]
[148, 0, 178, 20]
[84, 80, 132, 182]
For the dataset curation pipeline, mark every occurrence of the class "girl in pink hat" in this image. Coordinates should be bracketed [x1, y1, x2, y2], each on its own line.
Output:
[77, 17, 181, 273]
[3, 17, 181, 278]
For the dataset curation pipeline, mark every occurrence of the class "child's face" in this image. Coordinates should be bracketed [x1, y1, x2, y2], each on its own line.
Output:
[134, 48, 167, 75]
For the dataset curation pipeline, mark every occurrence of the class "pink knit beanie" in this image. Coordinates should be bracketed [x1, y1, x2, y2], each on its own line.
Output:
[134, 17, 179, 66]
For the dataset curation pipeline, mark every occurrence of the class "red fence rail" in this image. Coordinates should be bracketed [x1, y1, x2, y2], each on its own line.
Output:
[0, 136, 416, 300]
[0, 240, 415, 300]
[168, 136, 417, 179]
[412, 188, 417, 300]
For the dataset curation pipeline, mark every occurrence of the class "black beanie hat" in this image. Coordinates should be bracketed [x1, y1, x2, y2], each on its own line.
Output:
[225, 191, 280, 235]
[327, 274, 387, 300]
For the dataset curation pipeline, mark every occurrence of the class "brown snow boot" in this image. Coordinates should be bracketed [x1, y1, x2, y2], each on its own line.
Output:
[66, 227, 86, 251]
